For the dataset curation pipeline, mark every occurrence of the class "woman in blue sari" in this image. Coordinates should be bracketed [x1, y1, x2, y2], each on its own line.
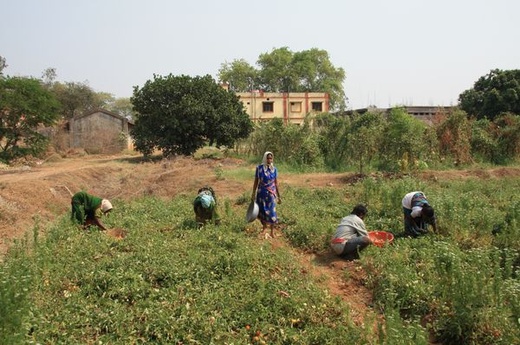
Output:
[251, 151, 281, 238]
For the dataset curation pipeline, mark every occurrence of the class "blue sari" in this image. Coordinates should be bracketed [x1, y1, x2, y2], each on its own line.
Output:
[255, 164, 278, 225]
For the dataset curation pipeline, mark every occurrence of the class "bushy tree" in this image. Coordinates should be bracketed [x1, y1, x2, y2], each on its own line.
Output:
[49, 81, 100, 119]
[245, 117, 322, 167]
[379, 108, 430, 172]
[131, 74, 253, 157]
[436, 109, 472, 165]
[0, 77, 60, 162]
[493, 113, 520, 163]
[459, 69, 520, 120]
[314, 113, 351, 169]
[348, 111, 385, 174]
[470, 118, 496, 162]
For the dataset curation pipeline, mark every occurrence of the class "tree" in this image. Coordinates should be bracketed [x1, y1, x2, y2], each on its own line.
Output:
[0, 77, 60, 163]
[348, 111, 384, 174]
[459, 69, 520, 120]
[218, 47, 347, 111]
[0, 55, 7, 76]
[257, 47, 297, 93]
[41, 67, 57, 85]
[314, 113, 351, 169]
[105, 97, 136, 120]
[218, 59, 258, 92]
[436, 109, 472, 165]
[131, 74, 253, 156]
[379, 108, 430, 172]
[49, 81, 100, 119]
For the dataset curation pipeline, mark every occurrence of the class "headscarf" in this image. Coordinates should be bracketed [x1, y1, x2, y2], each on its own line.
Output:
[101, 199, 113, 213]
[262, 151, 274, 168]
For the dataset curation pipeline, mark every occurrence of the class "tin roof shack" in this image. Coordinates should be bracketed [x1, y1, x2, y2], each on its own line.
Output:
[69, 109, 134, 154]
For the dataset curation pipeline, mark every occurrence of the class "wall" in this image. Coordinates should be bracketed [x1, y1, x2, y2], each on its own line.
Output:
[69, 110, 132, 154]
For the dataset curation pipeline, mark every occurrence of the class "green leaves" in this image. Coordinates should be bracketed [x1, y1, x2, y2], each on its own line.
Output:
[459, 69, 520, 120]
[131, 74, 253, 157]
[0, 76, 60, 163]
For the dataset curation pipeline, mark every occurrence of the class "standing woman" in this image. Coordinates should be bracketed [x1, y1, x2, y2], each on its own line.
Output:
[251, 151, 282, 238]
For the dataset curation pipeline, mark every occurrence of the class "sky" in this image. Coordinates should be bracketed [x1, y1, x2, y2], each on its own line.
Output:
[1, 0, 519, 110]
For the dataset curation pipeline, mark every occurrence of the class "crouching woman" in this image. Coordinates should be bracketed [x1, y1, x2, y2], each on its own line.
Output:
[330, 204, 372, 260]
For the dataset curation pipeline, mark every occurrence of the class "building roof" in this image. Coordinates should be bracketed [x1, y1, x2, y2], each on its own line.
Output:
[73, 108, 134, 125]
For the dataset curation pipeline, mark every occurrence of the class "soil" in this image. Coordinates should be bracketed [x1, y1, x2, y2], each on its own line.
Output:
[1, 153, 520, 329]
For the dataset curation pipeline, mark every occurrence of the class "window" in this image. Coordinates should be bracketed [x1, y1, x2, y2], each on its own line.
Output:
[311, 102, 323, 112]
[263, 102, 274, 112]
[290, 102, 302, 112]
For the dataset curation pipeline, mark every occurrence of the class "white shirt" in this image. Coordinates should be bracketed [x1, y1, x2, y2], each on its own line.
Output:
[330, 214, 367, 254]
[402, 191, 426, 218]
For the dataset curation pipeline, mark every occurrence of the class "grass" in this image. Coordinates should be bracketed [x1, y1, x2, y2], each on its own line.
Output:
[2, 172, 520, 344]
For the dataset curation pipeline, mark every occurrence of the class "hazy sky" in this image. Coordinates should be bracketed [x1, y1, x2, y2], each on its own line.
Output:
[2, 0, 519, 109]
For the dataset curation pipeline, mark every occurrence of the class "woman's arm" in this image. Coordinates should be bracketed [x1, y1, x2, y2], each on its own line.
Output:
[252, 175, 259, 201]
[274, 178, 281, 204]
[92, 216, 108, 231]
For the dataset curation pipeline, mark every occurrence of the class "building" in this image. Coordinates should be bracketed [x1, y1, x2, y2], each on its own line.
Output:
[346, 105, 454, 124]
[68, 108, 134, 153]
[236, 91, 330, 125]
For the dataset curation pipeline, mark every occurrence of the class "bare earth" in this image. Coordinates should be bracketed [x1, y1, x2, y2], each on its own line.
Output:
[1, 154, 520, 328]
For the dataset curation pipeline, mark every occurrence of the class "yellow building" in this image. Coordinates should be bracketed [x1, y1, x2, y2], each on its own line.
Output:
[236, 91, 329, 125]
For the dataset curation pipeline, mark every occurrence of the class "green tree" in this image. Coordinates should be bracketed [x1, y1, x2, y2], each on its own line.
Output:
[257, 47, 297, 93]
[379, 108, 430, 172]
[470, 118, 497, 162]
[131, 74, 253, 157]
[459, 69, 520, 120]
[314, 113, 351, 169]
[50, 81, 100, 119]
[218, 59, 258, 92]
[348, 111, 385, 174]
[105, 97, 136, 120]
[0, 77, 60, 163]
[218, 47, 346, 111]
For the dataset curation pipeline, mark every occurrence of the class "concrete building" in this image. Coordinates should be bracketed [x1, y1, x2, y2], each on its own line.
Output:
[68, 108, 134, 153]
[236, 91, 330, 125]
[346, 105, 454, 124]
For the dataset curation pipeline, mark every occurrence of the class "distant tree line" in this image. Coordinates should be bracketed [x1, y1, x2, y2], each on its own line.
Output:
[241, 107, 520, 173]
[1, 50, 519, 168]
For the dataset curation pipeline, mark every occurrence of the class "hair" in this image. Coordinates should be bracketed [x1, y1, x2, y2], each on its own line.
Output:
[352, 204, 368, 217]
[422, 204, 435, 218]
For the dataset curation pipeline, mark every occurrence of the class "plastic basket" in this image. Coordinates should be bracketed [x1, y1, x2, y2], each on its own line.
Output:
[368, 231, 394, 247]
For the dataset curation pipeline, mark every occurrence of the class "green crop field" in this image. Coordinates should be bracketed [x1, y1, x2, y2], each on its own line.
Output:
[1, 172, 520, 344]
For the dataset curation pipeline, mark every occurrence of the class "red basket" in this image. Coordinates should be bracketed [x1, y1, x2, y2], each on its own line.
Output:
[368, 231, 394, 247]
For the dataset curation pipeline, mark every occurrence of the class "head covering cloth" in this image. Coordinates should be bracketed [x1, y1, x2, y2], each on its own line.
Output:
[101, 199, 113, 213]
[262, 151, 274, 168]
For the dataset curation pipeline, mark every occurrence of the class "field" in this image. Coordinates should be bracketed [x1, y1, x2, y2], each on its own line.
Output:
[1, 153, 520, 344]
